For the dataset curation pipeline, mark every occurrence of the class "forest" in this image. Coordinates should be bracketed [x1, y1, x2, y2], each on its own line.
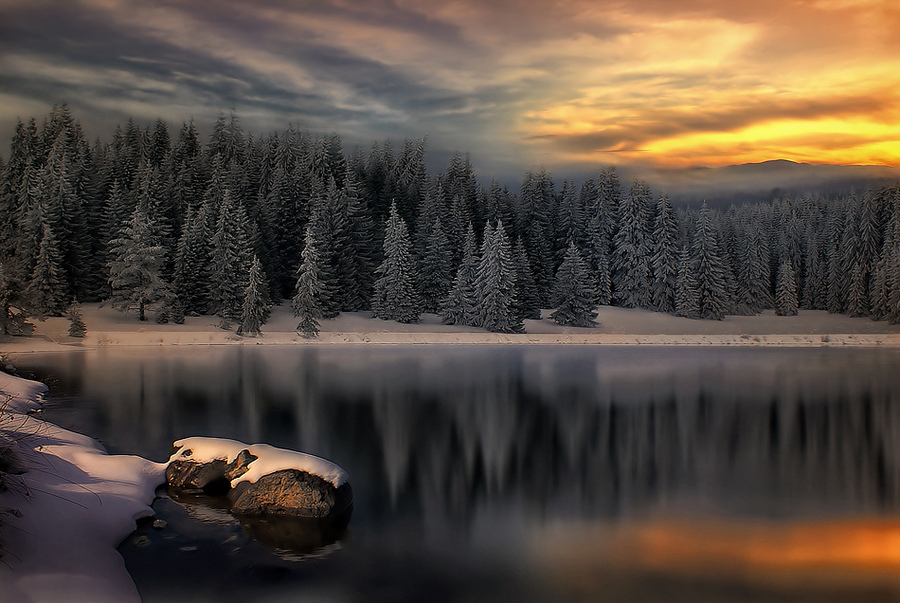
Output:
[1, 105, 899, 337]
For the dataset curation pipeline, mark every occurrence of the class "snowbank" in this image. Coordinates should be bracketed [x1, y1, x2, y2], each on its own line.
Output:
[0, 372, 166, 603]
[170, 436, 349, 488]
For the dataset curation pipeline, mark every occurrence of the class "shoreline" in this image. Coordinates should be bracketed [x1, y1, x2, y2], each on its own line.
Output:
[5, 332, 900, 351]
[3, 302, 900, 352]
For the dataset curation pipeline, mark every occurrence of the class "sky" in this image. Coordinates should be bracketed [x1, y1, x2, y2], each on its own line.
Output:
[1, 0, 899, 184]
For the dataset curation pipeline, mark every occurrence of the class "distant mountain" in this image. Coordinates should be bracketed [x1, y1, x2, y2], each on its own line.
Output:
[645, 160, 900, 208]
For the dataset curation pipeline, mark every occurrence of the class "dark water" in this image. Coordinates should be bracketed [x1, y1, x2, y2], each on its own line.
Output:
[11, 345, 900, 602]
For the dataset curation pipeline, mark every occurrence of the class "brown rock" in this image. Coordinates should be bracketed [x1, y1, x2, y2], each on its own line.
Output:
[229, 469, 351, 520]
[166, 458, 228, 492]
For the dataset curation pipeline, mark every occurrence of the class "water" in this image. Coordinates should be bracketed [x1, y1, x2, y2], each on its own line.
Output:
[11, 345, 900, 602]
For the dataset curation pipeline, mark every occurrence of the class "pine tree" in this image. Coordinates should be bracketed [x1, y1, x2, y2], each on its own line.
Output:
[692, 202, 730, 320]
[372, 201, 421, 323]
[173, 202, 213, 314]
[209, 188, 254, 323]
[550, 242, 597, 327]
[292, 227, 326, 338]
[107, 205, 170, 321]
[473, 221, 522, 333]
[238, 256, 269, 337]
[0, 259, 29, 336]
[441, 223, 479, 326]
[775, 258, 798, 316]
[512, 237, 541, 320]
[26, 221, 68, 318]
[649, 193, 678, 313]
[612, 178, 652, 308]
[66, 300, 87, 338]
[418, 218, 453, 313]
[675, 245, 700, 319]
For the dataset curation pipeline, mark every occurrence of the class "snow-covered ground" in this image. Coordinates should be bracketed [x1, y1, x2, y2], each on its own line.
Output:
[2, 302, 900, 351]
[0, 372, 165, 603]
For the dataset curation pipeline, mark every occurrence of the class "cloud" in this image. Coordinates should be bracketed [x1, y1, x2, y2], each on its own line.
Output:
[1, 0, 898, 176]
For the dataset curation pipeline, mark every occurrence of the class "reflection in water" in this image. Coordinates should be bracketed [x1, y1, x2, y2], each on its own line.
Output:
[14, 345, 900, 601]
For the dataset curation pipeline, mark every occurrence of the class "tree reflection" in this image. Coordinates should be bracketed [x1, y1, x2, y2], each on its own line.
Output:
[25, 346, 900, 524]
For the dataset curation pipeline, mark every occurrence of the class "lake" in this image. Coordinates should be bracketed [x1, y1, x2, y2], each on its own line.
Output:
[12, 345, 900, 602]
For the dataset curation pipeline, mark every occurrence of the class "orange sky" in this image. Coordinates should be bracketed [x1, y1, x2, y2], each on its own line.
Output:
[1, 0, 899, 175]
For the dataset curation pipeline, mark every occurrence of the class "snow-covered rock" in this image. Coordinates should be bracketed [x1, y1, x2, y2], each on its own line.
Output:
[167, 437, 352, 520]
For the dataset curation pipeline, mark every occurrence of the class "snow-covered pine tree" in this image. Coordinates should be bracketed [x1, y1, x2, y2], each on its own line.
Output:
[107, 205, 170, 321]
[66, 300, 86, 338]
[209, 188, 254, 323]
[555, 180, 583, 255]
[551, 242, 597, 327]
[473, 221, 523, 333]
[441, 223, 479, 326]
[825, 202, 846, 314]
[26, 220, 68, 318]
[692, 202, 730, 320]
[775, 258, 798, 316]
[418, 217, 453, 314]
[649, 193, 678, 313]
[734, 219, 772, 313]
[512, 237, 541, 320]
[292, 226, 326, 338]
[372, 201, 421, 323]
[612, 177, 652, 309]
[674, 244, 700, 319]
[238, 256, 269, 337]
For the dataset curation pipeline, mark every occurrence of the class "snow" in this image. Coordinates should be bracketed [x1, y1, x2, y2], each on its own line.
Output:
[0, 373, 166, 603]
[0, 371, 48, 414]
[170, 436, 349, 488]
[2, 302, 900, 351]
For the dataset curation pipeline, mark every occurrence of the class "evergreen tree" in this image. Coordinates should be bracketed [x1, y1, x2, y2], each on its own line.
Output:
[612, 178, 652, 308]
[441, 223, 479, 326]
[692, 202, 730, 320]
[649, 193, 678, 312]
[418, 218, 453, 313]
[26, 221, 68, 318]
[66, 300, 87, 338]
[0, 259, 29, 336]
[238, 256, 269, 336]
[372, 201, 421, 323]
[775, 258, 798, 316]
[209, 189, 254, 322]
[173, 202, 214, 314]
[512, 237, 541, 320]
[473, 221, 522, 333]
[292, 226, 327, 338]
[550, 242, 597, 327]
[674, 245, 700, 319]
[107, 205, 170, 321]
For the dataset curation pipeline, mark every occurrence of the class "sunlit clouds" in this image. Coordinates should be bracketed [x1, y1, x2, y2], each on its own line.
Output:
[1, 0, 898, 176]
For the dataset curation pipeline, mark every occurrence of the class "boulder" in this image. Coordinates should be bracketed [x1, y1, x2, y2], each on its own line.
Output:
[165, 443, 351, 523]
[229, 469, 353, 520]
[166, 449, 258, 494]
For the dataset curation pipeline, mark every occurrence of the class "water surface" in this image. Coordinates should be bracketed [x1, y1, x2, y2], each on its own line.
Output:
[13, 345, 900, 602]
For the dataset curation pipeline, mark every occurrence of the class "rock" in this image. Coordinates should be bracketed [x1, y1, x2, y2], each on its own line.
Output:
[152, 518, 167, 529]
[165, 458, 228, 493]
[229, 469, 353, 521]
[165, 449, 257, 495]
[224, 449, 257, 481]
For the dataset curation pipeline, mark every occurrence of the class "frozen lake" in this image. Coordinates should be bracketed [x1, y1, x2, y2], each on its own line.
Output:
[14, 345, 900, 602]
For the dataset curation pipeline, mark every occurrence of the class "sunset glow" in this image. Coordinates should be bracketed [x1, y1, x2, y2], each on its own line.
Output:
[1, 0, 899, 175]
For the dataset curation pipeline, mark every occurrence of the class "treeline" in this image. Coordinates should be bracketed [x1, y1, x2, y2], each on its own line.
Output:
[1, 105, 899, 336]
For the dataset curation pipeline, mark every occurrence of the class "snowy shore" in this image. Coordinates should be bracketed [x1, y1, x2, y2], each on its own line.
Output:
[0, 371, 165, 603]
[3, 302, 900, 352]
